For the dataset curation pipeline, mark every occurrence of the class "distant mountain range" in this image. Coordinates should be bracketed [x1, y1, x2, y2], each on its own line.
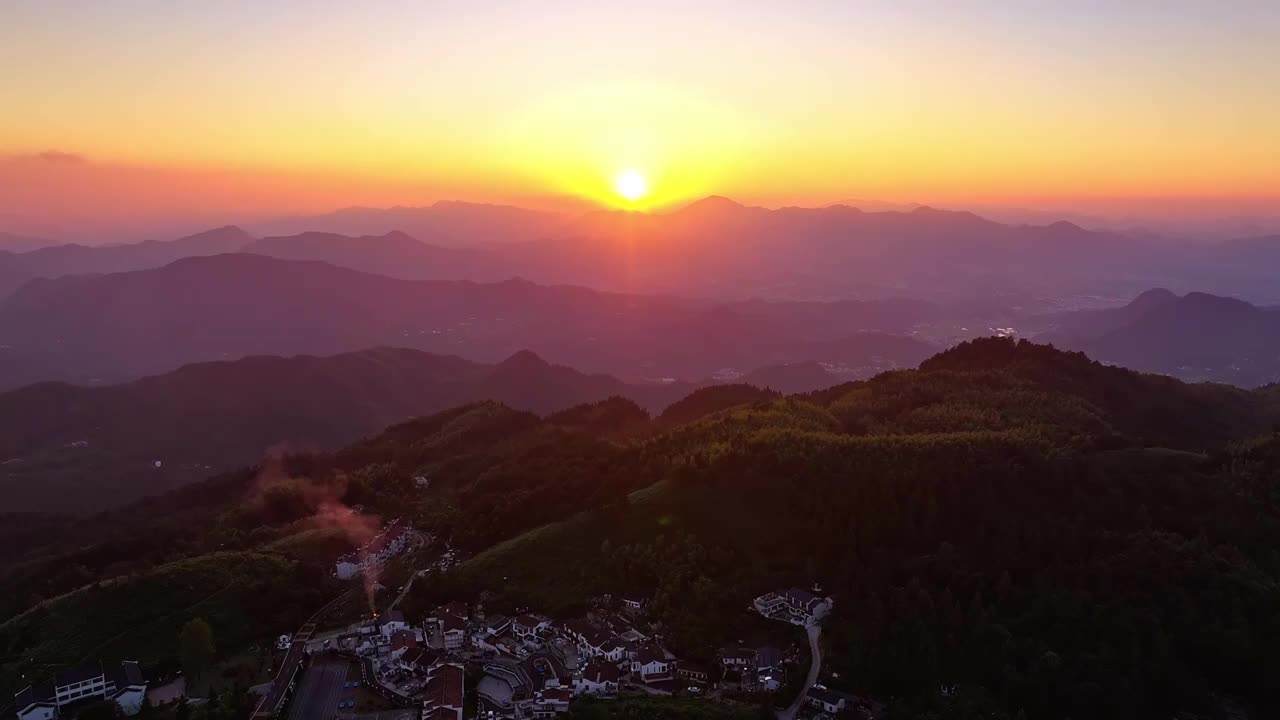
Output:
[0, 225, 253, 296]
[6, 198, 1280, 306]
[0, 347, 698, 513]
[248, 201, 570, 246]
[0, 232, 55, 253]
[0, 253, 937, 390]
[1036, 288, 1280, 386]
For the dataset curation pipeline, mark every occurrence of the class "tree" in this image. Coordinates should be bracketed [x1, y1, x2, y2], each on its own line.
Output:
[180, 617, 217, 689]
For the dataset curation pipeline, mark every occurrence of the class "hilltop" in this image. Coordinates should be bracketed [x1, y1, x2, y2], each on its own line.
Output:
[3, 339, 1280, 719]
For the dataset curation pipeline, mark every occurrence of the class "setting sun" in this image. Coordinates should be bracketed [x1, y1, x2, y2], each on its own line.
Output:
[615, 171, 648, 202]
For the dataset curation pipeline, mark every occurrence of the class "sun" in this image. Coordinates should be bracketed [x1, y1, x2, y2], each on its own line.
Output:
[615, 170, 648, 202]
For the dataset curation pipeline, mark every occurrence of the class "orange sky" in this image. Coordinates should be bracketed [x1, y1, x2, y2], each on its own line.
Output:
[2, 2, 1278, 238]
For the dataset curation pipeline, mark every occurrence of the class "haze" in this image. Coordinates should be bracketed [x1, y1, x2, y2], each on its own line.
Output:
[3, 1, 1279, 241]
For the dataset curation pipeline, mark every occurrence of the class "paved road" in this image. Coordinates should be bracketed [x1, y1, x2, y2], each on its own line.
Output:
[251, 590, 351, 718]
[287, 656, 347, 720]
[778, 623, 822, 720]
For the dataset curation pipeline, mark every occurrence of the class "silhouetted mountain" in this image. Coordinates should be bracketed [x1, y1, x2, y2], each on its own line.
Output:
[0, 347, 690, 513]
[248, 201, 569, 246]
[0, 254, 938, 389]
[1034, 288, 1179, 343]
[1040, 290, 1280, 386]
[0, 225, 255, 296]
[0, 232, 54, 252]
[17, 225, 253, 277]
[202, 199, 1207, 305]
[738, 361, 840, 394]
[243, 230, 493, 281]
[472, 197, 1182, 302]
[656, 384, 781, 427]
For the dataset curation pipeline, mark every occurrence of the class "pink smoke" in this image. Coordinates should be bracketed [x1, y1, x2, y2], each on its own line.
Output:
[246, 449, 384, 612]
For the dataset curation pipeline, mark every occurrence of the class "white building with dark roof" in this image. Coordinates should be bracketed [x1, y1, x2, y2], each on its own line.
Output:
[14, 661, 147, 720]
[335, 518, 415, 580]
[752, 587, 833, 625]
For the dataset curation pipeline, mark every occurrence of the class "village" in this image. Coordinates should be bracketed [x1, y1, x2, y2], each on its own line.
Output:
[10, 519, 875, 720]
[245, 520, 879, 720]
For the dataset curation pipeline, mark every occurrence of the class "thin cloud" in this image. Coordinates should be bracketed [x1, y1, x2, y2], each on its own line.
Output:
[13, 149, 87, 164]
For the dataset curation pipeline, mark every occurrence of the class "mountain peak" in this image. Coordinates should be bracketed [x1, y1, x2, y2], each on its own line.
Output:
[379, 230, 417, 243]
[494, 349, 552, 374]
[676, 195, 747, 216]
[1128, 287, 1180, 309]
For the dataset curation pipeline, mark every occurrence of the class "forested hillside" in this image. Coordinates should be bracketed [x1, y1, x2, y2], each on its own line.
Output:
[4, 339, 1280, 719]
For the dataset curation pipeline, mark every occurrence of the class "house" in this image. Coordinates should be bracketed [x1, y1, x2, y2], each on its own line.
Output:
[390, 629, 418, 656]
[441, 614, 467, 650]
[806, 686, 849, 714]
[752, 588, 833, 625]
[573, 658, 620, 697]
[530, 687, 572, 717]
[558, 620, 624, 662]
[755, 646, 784, 673]
[513, 615, 547, 643]
[429, 605, 469, 650]
[485, 614, 512, 638]
[720, 648, 754, 667]
[335, 555, 361, 580]
[334, 518, 416, 580]
[677, 661, 711, 684]
[621, 597, 644, 613]
[629, 647, 674, 685]
[422, 662, 465, 720]
[756, 645, 785, 687]
[377, 610, 409, 638]
[399, 648, 443, 673]
[14, 661, 147, 720]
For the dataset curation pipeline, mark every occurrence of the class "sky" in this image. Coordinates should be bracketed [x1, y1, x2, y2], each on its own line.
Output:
[2, 1, 1279, 239]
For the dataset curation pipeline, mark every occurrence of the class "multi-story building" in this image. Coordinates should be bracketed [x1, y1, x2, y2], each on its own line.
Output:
[14, 661, 147, 720]
[335, 519, 415, 580]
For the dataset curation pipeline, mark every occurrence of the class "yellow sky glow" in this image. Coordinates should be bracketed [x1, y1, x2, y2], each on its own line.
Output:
[1, 2, 1278, 226]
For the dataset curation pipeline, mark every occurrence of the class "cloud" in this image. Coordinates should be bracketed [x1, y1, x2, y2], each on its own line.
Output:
[12, 149, 87, 164]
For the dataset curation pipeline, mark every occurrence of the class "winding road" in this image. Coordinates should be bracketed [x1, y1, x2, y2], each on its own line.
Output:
[778, 623, 822, 720]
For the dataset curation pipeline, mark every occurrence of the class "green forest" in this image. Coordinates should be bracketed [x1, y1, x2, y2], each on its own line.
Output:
[3, 338, 1280, 719]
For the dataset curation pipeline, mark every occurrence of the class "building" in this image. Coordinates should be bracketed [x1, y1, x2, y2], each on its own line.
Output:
[755, 645, 784, 688]
[335, 518, 415, 580]
[399, 648, 443, 674]
[530, 687, 572, 717]
[390, 629, 419, 657]
[422, 662, 465, 720]
[428, 604, 469, 650]
[513, 615, 548, 643]
[440, 614, 467, 650]
[14, 661, 147, 720]
[677, 662, 711, 684]
[573, 658, 620, 697]
[630, 647, 674, 686]
[752, 588, 833, 625]
[559, 621, 625, 663]
[485, 614, 512, 638]
[720, 648, 754, 667]
[377, 610, 409, 638]
[621, 597, 645, 613]
[806, 686, 849, 714]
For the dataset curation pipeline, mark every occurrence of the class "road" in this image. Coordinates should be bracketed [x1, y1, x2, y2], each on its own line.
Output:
[778, 623, 822, 720]
[287, 655, 348, 720]
[251, 590, 351, 718]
